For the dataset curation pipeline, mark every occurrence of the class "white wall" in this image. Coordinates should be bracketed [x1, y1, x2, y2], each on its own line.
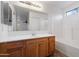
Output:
[49, 2, 79, 56]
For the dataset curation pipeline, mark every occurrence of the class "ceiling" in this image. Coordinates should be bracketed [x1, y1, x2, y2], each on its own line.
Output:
[40, 1, 75, 9]
[38, 1, 79, 14]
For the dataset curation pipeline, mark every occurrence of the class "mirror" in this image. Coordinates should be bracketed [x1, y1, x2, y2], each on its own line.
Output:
[29, 11, 48, 31]
[14, 5, 29, 31]
[2, 2, 12, 26]
[2, 2, 49, 32]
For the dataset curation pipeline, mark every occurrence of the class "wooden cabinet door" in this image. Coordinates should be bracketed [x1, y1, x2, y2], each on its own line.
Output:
[5, 41, 24, 57]
[48, 36, 55, 55]
[25, 40, 38, 57]
[38, 38, 48, 57]
[7, 47, 24, 57]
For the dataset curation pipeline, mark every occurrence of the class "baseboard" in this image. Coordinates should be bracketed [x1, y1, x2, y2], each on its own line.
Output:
[56, 41, 79, 57]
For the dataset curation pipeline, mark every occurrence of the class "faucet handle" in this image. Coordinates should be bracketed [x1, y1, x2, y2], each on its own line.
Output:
[32, 33, 35, 36]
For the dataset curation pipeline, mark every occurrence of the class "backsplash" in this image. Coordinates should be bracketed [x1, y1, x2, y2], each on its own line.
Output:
[8, 31, 50, 36]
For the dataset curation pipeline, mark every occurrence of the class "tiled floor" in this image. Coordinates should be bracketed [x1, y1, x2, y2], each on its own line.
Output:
[50, 49, 67, 57]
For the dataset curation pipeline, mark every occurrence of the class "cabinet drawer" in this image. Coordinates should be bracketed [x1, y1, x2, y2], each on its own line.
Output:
[26, 40, 38, 44]
[38, 38, 48, 43]
[4, 41, 24, 49]
[49, 36, 55, 39]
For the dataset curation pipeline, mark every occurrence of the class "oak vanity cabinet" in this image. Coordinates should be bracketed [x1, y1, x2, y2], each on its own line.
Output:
[0, 41, 24, 57]
[6, 41, 24, 57]
[25, 38, 48, 57]
[0, 36, 55, 57]
[38, 38, 48, 57]
[25, 40, 38, 57]
[48, 36, 55, 55]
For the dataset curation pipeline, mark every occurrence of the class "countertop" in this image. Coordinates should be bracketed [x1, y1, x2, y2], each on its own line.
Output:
[0, 34, 54, 43]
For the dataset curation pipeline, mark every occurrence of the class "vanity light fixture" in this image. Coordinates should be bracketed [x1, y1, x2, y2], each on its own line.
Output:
[20, 1, 41, 8]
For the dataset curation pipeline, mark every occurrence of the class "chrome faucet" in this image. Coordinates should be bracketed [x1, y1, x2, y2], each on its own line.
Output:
[32, 33, 35, 36]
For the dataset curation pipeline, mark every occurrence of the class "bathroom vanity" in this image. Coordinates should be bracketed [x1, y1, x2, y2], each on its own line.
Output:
[0, 36, 55, 57]
[0, 2, 55, 57]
